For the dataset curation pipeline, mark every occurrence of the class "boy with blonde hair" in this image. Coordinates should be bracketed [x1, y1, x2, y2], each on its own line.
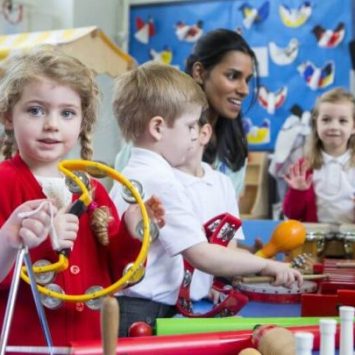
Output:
[110, 63, 302, 336]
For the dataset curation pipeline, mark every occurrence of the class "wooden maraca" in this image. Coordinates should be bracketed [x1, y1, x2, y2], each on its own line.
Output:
[252, 324, 296, 355]
[101, 296, 119, 355]
[239, 348, 262, 355]
[255, 220, 306, 258]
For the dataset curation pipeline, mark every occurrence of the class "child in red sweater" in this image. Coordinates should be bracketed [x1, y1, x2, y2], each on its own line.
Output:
[0, 47, 163, 349]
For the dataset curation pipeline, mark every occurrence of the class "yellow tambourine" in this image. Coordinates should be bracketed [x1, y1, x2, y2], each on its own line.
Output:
[20, 159, 151, 302]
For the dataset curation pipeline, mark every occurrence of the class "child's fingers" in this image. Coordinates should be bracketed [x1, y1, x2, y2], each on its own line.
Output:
[22, 210, 51, 231]
[145, 195, 165, 227]
[19, 222, 48, 248]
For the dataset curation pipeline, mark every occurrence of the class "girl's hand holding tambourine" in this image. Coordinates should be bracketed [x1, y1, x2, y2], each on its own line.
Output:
[51, 207, 79, 251]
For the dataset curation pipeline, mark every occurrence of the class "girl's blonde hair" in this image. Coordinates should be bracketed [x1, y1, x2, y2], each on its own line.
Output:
[112, 62, 208, 142]
[0, 46, 111, 246]
[0, 45, 99, 160]
[306, 87, 355, 169]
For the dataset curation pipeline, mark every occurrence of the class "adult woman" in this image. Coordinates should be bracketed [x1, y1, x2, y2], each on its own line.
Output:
[185, 28, 259, 196]
[115, 28, 259, 196]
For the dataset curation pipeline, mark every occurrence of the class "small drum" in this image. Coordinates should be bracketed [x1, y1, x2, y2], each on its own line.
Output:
[338, 224, 355, 259]
[237, 280, 318, 304]
[289, 223, 330, 260]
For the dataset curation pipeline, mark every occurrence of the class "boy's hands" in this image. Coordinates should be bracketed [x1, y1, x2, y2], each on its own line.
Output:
[208, 287, 226, 305]
[284, 159, 312, 191]
[260, 259, 303, 288]
[4, 199, 54, 249]
[124, 195, 165, 239]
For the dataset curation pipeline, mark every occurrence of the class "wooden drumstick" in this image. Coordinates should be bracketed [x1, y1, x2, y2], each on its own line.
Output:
[101, 296, 119, 355]
[336, 261, 355, 268]
[240, 273, 330, 284]
[252, 325, 295, 355]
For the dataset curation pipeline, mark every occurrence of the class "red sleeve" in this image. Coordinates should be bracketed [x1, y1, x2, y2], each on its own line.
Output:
[91, 181, 143, 281]
[283, 185, 318, 222]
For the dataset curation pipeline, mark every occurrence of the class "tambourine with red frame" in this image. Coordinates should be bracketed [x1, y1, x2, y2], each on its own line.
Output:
[176, 213, 249, 317]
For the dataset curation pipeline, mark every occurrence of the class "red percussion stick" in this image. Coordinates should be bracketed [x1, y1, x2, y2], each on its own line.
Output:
[70, 325, 349, 354]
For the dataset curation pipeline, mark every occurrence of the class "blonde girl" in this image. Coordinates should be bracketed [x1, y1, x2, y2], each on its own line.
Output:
[283, 87, 355, 223]
[0, 47, 161, 347]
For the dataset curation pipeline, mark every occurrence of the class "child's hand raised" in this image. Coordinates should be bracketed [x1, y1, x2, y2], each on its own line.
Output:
[51, 207, 79, 251]
[4, 199, 54, 249]
[284, 159, 312, 191]
[260, 259, 303, 288]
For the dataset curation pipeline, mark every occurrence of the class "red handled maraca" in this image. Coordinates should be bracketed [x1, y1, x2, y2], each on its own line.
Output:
[252, 324, 296, 354]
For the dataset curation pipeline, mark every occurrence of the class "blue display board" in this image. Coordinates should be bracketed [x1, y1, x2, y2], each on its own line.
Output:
[129, 0, 352, 151]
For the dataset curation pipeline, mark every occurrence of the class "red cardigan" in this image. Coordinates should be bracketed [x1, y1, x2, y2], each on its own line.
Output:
[0, 155, 131, 348]
[283, 173, 318, 223]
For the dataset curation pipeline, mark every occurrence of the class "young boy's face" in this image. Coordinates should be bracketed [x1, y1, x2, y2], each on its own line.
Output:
[160, 104, 201, 167]
[185, 122, 212, 162]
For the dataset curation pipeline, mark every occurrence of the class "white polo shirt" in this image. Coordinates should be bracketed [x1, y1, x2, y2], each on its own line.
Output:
[314, 150, 355, 224]
[110, 147, 206, 305]
[174, 162, 245, 301]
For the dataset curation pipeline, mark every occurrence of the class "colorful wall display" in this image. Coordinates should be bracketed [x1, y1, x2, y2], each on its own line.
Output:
[129, 0, 352, 151]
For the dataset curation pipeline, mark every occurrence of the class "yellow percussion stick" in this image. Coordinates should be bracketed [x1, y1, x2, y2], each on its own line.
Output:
[101, 296, 119, 355]
[336, 261, 355, 268]
[240, 274, 330, 284]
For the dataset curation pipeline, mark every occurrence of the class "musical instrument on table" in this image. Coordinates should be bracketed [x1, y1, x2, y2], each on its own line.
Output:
[289, 223, 355, 260]
[252, 325, 296, 355]
[289, 223, 330, 260]
[255, 219, 306, 258]
[236, 280, 318, 304]
[338, 224, 355, 259]
[317, 259, 355, 294]
[301, 259, 355, 316]
[100, 297, 119, 355]
[5, 325, 347, 354]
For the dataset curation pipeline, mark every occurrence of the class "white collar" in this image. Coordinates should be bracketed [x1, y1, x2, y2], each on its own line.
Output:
[131, 147, 173, 171]
[321, 150, 351, 166]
